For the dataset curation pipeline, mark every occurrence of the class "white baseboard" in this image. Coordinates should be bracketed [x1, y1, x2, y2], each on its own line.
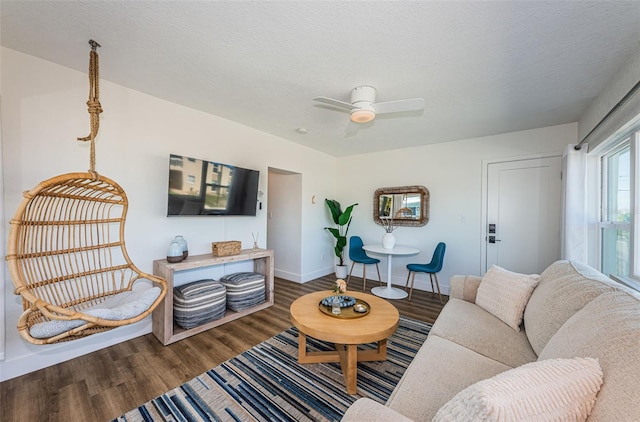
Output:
[274, 269, 303, 283]
[300, 266, 334, 283]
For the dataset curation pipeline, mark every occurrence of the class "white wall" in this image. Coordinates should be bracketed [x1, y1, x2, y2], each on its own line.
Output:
[337, 123, 577, 294]
[0, 48, 336, 381]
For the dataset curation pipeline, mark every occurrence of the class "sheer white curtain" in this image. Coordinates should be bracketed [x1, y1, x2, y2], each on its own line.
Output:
[561, 143, 588, 262]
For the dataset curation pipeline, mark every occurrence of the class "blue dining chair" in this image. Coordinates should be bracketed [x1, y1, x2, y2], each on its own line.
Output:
[347, 236, 382, 291]
[405, 242, 446, 303]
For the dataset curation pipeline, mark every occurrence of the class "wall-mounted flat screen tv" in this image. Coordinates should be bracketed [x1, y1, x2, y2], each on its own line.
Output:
[167, 153, 259, 216]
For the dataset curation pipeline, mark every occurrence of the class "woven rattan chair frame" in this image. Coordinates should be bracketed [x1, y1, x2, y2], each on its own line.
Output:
[6, 172, 167, 345]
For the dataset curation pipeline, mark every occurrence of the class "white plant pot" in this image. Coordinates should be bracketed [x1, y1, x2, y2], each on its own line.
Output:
[335, 265, 348, 279]
[382, 232, 396, 249]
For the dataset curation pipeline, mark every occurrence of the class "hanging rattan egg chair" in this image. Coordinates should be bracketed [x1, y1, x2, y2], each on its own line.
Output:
[5, 41, 167, 345]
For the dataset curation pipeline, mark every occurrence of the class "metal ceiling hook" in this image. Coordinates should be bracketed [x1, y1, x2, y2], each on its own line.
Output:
[88, 39, 101, 51]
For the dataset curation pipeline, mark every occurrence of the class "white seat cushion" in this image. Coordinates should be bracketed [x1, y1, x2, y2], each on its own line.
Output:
[430, 298, 538, 368]
[387, 335, 511, 421]
[30, 285, 161, 339]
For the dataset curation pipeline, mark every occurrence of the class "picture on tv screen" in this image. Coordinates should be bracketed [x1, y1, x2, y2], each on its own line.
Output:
[167, 154, 259, 216]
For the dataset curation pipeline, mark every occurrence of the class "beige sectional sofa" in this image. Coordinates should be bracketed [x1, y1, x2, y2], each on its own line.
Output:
[342, 260, 640, 421]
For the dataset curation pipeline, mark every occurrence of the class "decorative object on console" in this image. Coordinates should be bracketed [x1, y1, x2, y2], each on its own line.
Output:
[252, 232, 259, 249]
[166, 240, 184, 263]
[172, 235, 188, 259]
[212, 240, 241, 256]
[324, 199, 358, 277]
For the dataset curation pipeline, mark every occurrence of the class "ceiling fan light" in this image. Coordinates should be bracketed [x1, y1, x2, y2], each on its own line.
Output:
[350, 109, 375, 123]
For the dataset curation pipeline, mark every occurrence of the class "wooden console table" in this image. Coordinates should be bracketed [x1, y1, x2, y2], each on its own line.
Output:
[152, 248, 274, 345]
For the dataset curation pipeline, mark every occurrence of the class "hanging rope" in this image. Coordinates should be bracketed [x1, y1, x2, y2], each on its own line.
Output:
[77, 40, 103, 176]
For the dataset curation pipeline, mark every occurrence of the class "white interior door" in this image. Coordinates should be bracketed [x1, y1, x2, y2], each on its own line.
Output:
[486, 156, 562, 274]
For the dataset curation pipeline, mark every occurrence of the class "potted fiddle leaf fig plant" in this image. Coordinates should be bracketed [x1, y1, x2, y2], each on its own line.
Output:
[325, 199, 358, 278]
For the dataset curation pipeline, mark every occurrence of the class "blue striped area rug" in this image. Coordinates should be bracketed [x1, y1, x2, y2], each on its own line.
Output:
[114, 316, 431, 422]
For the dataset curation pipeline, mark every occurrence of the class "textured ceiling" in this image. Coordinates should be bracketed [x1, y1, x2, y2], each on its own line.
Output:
[2, 1, 639, 157]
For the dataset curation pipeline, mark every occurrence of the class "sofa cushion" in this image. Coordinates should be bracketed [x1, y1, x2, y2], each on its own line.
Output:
[539, 291, 640, 422]
[524, 260, 619, 355]
[341, 398, 414, 422]
[476, 265, 539, 331]
[449, 275, 482, 303]
[432, 357, 603, 422]
[430, 298, 538, 368]
[386, 335, 511, 421]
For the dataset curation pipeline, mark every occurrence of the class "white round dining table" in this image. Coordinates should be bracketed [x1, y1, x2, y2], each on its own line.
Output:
[362, 244, 420, 299]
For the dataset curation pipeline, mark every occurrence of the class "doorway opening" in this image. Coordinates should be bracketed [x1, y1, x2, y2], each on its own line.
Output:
[267, 168, 303, 282]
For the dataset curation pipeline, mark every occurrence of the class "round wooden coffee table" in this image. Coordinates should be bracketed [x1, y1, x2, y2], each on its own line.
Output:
[289, 290, 399, 394]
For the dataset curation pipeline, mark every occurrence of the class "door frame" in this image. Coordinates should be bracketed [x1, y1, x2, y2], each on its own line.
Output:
[480, 152, 563, 274]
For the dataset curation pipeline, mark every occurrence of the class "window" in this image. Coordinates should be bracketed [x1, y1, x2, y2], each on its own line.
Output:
[600, 143, 631, 277]
[597, 129, 640, 286]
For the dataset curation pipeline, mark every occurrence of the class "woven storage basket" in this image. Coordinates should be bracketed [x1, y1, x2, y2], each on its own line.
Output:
[212, 240, 241, 256]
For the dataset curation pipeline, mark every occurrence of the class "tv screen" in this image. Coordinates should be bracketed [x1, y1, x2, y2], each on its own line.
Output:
[167, 154, 259, 216]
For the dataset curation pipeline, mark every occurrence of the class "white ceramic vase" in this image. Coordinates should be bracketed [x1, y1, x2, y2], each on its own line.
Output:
[173, 235, 188, 259]
[382, 232, 396, 249]
[167, 241, 184, 263]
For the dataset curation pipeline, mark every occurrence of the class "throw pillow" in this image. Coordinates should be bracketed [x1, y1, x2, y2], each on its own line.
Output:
[476, 265, 539, 331]
[432, 357, 604, 422]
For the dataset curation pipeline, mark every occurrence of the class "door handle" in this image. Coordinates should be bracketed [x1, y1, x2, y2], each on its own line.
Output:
[488, 236, 502, 244]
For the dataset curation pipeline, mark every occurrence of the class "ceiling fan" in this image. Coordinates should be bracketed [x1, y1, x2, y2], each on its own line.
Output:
[313, 86, 425, 123]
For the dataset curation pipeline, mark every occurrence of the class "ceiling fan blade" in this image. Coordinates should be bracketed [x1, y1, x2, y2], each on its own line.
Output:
[313, 97, 356, 110]
[374, 98, 425, 114]
[345, 120, 361, 136]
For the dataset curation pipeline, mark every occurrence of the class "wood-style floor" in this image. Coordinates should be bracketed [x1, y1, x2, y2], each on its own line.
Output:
[0, 275, 447, 422]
